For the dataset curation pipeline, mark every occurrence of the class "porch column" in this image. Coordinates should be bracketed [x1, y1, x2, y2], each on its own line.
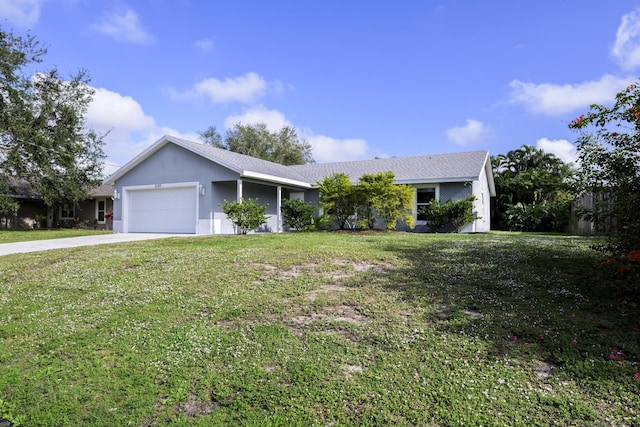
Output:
[236, 179, 243, 202]
[47, 207, 54, 228]
[276, 185, 282, 233]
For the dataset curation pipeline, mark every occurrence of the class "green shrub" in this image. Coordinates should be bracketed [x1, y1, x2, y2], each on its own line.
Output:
[504, 199, 572, 232]
[220, 198, 270, 234]
[281, 198, 316, 232]
[419, 195, 476, 233]
[419, 198, 448, 232]
[448, 195, 477, 232]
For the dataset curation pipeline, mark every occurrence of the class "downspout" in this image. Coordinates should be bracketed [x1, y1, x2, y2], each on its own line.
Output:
[277, 185, 282, 233]
[237, 179, 243, 202]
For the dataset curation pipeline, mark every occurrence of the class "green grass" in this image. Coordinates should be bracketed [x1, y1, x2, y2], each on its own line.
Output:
[0, 232, 639, 426]
[0, 229, 111, 244]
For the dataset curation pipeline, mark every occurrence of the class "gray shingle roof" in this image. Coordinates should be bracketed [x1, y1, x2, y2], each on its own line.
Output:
[106, 135, 491, 190]
[168, 136, 312, 185]
[89, 184, 114, 197]
[289, 150, 490, 184]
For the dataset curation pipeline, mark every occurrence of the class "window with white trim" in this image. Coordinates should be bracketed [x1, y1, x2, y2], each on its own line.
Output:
[96, 199, 106, 224]
[60, 204, 75, 220]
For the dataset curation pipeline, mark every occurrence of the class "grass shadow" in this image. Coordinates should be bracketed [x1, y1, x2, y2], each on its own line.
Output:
[378, 233, 640, 390]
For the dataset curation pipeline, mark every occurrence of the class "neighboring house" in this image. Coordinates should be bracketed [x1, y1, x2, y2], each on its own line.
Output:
[105, 135, 496, 234]
[1, 178, 114, 229]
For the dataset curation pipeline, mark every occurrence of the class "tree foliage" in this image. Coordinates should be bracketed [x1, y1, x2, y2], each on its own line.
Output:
[281, 198, 315, 231]
[200, 122, 314, 165]
[357, 172, 414, 230]
[569, 82, 640, 253]
[491, 145, 575, 231]
[198, 125, 224, 148]
[318, 172, 415, 231]
[0, 26, 106, 212]
[317, 173, 358, 230]
[220, 198, 270, 234]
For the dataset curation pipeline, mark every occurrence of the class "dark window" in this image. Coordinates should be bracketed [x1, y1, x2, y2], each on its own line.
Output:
[416, 188, 436, 221]
[97, 200, 106, 222]
[60, 204, 75, 220]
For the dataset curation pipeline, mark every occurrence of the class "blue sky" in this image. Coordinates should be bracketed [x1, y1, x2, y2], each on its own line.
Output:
[3, 1, 640, 175]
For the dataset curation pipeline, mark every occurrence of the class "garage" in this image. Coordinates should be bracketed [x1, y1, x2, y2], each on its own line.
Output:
[124, 184, 198, 234]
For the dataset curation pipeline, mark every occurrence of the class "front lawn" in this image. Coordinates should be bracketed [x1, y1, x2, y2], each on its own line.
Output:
[0, 232, 638, 426]
[0, 229, 111, 244]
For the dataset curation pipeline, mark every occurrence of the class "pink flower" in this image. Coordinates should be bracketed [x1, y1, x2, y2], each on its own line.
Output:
[572, 338, 578, 344]
[609, 347, 627, 360]
[570, 313, 576, 318]
[513, 335, 518, 341]
[634, 373, 640, 379]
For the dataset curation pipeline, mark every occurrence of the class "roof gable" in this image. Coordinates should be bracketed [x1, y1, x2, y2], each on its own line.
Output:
[105, 135, 311, 188]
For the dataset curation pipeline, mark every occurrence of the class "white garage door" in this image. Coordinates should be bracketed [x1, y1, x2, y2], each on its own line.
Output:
[126, 185, 197, 233]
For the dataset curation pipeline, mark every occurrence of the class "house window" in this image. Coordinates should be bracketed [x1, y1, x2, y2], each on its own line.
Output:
[60, 204, 75, 220]
[416, 188, 436, 221]
[96, 199, 106, 224]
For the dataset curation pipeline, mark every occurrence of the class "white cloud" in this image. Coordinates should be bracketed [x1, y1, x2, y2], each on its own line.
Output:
[446, 119, 492, 146]
[88, 89, 375, 172]
[509, 75, 634, 115]
[0, 0, 41, 27]
[223, 105, 292, 130]
[222, 105, 375, 163]
[85, 87, 201, 176]
[305, 134, 371, 163]
[93, 8, 154, 44]
[174, 72, 269, 104]
[612, 8, 640, 70]
[87, 87, 156, 132]
[536, 138, 578, 165]
[194, 38, 214, 52]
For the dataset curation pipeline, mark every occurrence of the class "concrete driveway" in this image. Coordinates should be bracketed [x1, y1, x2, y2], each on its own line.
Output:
[0, 233, 187, 256]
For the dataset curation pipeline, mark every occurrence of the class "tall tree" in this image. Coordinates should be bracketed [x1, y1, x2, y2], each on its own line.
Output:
[569, 82, 640, 253]
[198, 125, 224, 148]
[224, 122, 314, 165]
[0, 26, 105, 213]
[491, 145, 575, 231]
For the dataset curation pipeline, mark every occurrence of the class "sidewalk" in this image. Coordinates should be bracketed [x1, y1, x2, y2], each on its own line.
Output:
[0, 233, 186, 256]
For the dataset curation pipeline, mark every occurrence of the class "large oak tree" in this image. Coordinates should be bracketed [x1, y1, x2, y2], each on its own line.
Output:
[0, 26, 106, 217]
[199, 122, 314, 165]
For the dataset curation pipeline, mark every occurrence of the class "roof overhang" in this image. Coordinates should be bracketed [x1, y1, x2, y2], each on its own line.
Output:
[241, 171, 311, 189]
[483, 152, 497, 197]
[394, 177, 477, 185]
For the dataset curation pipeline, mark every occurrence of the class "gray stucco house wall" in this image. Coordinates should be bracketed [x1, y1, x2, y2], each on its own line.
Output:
[105, 135, 495, 235]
